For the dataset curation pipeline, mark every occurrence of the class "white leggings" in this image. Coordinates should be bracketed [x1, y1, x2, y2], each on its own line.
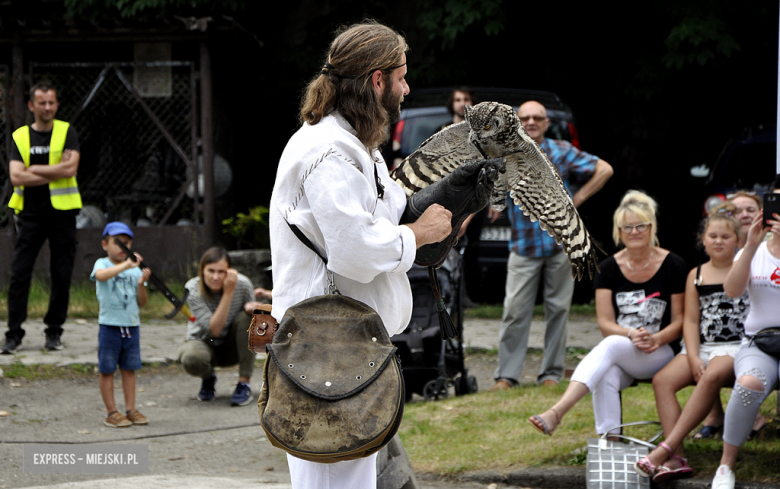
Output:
[570, 335, 674, 435]
[723, 342, 780, 447]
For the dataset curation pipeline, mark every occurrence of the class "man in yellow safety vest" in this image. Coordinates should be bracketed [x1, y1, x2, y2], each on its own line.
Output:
[2, 82, 82, 354]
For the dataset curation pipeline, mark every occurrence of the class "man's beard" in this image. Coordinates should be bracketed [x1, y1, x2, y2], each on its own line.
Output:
[381, 85, 403, 125]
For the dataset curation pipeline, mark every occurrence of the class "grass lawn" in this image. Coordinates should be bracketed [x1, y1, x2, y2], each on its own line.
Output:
[400, 352, 779, 483]
[0, 278, 189, 321]
[467, 302, 597, 321]
[1, 282, 590, 323]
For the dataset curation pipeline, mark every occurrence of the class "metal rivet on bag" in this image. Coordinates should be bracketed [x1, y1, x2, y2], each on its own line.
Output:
[369, 362, 375, 367]
[356, 375, 362, 380]
[325, 381, 331, 386]
[288, 364, 294, 368]
[372, 337, 377, 342]
[288, 333, 292, 338]
[300, 375, 306, 380]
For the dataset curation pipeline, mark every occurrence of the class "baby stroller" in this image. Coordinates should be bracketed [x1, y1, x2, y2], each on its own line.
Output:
[392, 247, 478, 402]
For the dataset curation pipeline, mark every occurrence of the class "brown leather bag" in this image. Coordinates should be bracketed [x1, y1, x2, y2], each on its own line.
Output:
[257, 294, 404, 463]
[248, 304, 278, 354]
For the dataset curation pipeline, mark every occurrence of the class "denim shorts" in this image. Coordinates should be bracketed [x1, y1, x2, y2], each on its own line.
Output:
[679, 340, 742, 367]
[98, 325, 142, 374]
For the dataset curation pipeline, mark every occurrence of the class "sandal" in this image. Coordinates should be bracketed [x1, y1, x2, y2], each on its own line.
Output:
[653, 455, 693, 482]
[635, 441, 669, 479]
[748, 421, 767, 441]
[528, 408, 561, 436]
[650, 442, 693, 482]
[634, 456, 658, 478]
[692, 424, 722, 440]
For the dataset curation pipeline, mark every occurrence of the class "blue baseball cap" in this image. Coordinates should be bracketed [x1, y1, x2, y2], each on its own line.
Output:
[102, 222, 134, 239]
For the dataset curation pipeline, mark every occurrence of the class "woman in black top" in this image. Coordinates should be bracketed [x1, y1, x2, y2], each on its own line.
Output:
[529, 190, 686, 436]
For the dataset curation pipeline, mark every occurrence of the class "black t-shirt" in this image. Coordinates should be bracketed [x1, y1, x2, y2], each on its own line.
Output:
[11, 125, 80, 217]
[594, 252, 687, 353]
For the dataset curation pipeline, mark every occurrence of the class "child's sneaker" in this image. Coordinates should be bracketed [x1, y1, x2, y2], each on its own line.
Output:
[104, 411, 132, 428]
[125, 409, 148, 425]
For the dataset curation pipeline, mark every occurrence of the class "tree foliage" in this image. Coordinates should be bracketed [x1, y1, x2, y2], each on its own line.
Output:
[623, 0, 754, 100]
[416, 0, 505, 50]
[63, 0, 245, 19]
[662, 8, 740, 69]
[222, 206, 269, 250]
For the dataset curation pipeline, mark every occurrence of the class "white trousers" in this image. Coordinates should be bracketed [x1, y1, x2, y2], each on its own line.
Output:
[287, 453, 378, 489]
[570, 335, 674, 434]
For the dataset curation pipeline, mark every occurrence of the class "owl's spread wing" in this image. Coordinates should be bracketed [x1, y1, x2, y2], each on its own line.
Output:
[507, 135, 600, 280]
[391, 108, 600, 281]
[391, 121, 483, 196]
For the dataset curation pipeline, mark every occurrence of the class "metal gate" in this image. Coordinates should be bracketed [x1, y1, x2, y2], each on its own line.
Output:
[29, 61, 199, 226]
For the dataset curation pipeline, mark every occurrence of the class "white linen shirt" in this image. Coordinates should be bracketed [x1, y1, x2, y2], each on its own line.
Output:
[269, 111, 417, 337]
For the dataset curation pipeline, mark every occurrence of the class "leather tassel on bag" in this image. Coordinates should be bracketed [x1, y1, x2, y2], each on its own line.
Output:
[428, 266, 458, 340]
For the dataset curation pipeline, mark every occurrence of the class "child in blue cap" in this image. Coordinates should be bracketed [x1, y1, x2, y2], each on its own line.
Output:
[91, 221, 152, 428]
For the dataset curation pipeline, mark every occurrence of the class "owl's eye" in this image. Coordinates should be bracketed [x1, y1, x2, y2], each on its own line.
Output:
[483, 125, 491, 130]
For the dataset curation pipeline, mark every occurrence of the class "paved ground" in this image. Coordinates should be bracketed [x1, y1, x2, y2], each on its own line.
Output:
[0, 316, 603, 369]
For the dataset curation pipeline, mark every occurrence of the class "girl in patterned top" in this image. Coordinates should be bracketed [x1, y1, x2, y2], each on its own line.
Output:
[636, 204, 747, 482]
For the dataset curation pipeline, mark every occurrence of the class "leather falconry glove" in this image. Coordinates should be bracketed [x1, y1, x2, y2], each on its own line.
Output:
[402, 157, 505, 268]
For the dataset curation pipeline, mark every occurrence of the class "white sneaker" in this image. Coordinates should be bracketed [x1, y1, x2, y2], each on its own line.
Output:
[711, 464, 735, 489]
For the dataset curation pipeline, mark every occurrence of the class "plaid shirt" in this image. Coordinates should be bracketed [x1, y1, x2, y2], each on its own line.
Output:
[507, 138, 598, 257]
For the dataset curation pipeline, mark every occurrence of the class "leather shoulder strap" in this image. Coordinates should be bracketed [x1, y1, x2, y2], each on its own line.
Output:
[286, 221, 327, 265]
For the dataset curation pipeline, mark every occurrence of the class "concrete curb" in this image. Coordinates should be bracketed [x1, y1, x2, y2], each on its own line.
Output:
[423, 468, 780, 489]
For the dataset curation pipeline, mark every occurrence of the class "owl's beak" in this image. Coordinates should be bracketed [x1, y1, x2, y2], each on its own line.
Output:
[468, 131, 489, 159]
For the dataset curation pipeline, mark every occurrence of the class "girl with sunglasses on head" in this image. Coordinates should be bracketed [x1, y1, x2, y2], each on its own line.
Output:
[529, 190, 686, 437]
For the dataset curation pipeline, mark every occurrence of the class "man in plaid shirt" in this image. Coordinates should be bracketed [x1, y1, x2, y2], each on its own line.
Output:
[491, 100, 613, 390]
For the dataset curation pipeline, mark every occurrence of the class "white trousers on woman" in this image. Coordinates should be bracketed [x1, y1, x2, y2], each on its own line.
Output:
[287, 453, 377, 489]
[570, 335, 674, 435]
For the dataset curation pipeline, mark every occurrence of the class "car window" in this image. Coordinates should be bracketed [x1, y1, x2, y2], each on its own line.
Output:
[547, 120, 571, 141]
[400, 113, 572, 157]
[401, 114, 453, 155]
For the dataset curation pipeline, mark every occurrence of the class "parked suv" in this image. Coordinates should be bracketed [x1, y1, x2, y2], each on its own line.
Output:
[388, 87, 578, 164]
[691, 124, 777, 213]
[386, 87, 579, 302]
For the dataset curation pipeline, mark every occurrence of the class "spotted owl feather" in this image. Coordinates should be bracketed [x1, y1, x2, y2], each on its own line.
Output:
[391, 101, 599, 280]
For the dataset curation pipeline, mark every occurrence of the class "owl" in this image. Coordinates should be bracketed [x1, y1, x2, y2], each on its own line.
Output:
[391, 101, 599, 280]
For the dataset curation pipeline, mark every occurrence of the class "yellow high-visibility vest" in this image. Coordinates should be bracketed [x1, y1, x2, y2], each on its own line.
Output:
[8, 119, 82, 213]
